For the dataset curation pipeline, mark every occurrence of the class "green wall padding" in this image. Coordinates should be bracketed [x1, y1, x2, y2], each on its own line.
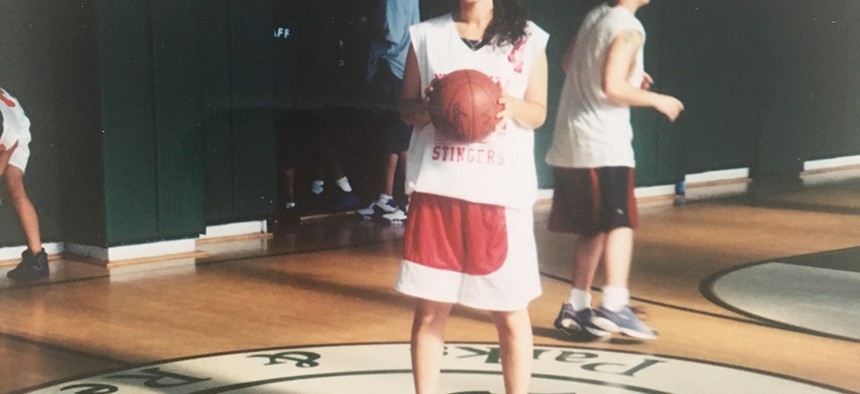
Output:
[755, 1, 860, 177]
[201, 0, 237, 225]
[228, 1, 277, 221]
[151, 0, 206, 239]
[201, 0, 277, 225]
[96, 0, 161, 245]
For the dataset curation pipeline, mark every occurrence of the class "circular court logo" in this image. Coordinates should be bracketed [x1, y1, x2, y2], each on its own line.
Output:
[30, 343, 844, 393]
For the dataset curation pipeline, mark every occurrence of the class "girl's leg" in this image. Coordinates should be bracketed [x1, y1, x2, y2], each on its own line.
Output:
[490, 308, 533, 394]
[5, 166, 41, 252]
[411, 298, 454, 394]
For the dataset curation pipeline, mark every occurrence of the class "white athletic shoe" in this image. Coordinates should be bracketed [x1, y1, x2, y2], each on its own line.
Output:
[357, 197, 400, 220]
[381, 208, 407, 224]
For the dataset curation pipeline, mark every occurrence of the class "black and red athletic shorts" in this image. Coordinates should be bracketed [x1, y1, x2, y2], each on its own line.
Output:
[548, 166, 638, 236]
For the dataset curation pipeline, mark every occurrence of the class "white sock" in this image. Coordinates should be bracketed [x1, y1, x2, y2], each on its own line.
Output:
[567, 288, 592, 311]
[335, 176, 352, 192]
[378, 194, 393, 203]
[601, 285, 630, 312]
[311, 180, 324, 195]
[285, 202, 296, 209]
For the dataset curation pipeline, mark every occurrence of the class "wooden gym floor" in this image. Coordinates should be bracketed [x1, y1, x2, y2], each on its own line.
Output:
[1, 170, 859, 393]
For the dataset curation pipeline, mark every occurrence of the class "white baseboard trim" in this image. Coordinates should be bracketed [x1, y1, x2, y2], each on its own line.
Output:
[686, 168, 750, 184]
[66, 238, 197, 262]
[803, 154, 860, 172]
[1, 220, 270, 264]
[635, 185, 676, 199]
[536, 188, 554, 201]
[539, 167, 752, 202]
[200, 220, 268, 239]
[0, 242, 64, 261]
[538, 184, 678, 202]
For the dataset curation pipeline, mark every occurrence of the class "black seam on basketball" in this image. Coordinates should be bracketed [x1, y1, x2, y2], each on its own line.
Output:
[465, 72, 475, 140]
[447, 83, 468, 137]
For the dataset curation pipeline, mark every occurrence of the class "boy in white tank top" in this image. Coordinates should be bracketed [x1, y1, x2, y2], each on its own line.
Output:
[545, 0, 684, 340]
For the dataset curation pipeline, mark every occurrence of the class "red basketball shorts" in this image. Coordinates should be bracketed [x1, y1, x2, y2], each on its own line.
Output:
[394, 192, 541, 311]
[548, 166, 638, 236]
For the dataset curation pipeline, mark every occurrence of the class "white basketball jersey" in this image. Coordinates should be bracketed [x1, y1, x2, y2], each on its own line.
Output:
[545, 4, 645, 169]
[0, 87, 31, 151]
[406, 14, 549, 209]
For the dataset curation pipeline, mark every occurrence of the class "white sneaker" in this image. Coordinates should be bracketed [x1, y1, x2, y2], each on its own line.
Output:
[357, 197, 399, 220]
[381, 208, 407, 224]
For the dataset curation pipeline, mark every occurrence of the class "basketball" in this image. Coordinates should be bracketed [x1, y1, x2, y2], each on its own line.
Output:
[427, 69, 502, 142]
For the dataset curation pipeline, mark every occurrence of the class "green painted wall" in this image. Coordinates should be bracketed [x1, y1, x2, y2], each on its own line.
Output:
[96, 0, 161, 245]
[531, 0, 860, 187]
[754, 1, 860, 177]
[201, 1, 277, 225]
[201, 0, 237, 225]
[225, 2, 278, 222]
[96, 0, 275, 245]
[1, 0, 275, 249]
[529, 0, 759, 187]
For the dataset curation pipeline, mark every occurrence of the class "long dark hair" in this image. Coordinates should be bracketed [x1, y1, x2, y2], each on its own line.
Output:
[484, 0, 528, 47]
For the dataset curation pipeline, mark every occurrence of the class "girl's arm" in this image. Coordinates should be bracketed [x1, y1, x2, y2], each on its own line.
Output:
[399, 44, 431, 127]
[498, 50, 549, 130]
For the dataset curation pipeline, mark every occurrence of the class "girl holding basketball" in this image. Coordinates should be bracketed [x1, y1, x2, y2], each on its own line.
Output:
[395, 0, 548, 392]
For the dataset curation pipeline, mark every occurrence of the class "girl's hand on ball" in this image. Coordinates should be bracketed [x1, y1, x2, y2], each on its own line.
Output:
[496, 94, 519, 131]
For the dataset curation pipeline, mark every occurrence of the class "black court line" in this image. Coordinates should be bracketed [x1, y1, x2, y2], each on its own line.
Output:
[0, 331, 130, 367]
[18, 342, 856, 394]
[5, 224, 859, 392]
[539, 271, 777, 329]
[0, 235, 403, 392]
[189, 370, 673, 394]
[542, 244, 860, 345]
[699, 248, 860, 344]
[777, 246, 860, 274]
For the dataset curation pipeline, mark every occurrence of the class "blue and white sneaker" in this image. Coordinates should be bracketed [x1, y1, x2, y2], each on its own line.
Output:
[357, 197, 400, 220]
[592, 306, 658, 340]
[554, 303, 610, 337]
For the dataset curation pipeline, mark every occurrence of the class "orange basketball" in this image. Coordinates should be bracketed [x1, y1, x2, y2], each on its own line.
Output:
[427, 69, 502, 142]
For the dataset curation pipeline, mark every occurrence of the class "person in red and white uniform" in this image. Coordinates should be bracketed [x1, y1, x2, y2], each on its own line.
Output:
[0, 87, 48, 281]
[394, 0, 548, 392]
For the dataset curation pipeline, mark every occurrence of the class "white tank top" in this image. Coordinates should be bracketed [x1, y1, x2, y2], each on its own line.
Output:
[406, 14, 549, 209]
[0, 88, 31, 151]
[545, 4, 645, 169]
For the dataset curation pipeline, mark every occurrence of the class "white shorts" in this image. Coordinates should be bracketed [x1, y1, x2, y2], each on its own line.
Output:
[7, 129, 31, 173]
[1, 88, 32, 172]
[394, 193, 541, 311]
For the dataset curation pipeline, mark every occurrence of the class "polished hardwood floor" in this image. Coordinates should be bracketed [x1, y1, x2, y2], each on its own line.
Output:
[1, 171, 859, 393]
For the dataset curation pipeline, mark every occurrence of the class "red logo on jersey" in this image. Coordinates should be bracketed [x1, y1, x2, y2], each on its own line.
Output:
[432, 145, 506, 165]
[508, 38, 526, 74]
[0, 91, 16, 108]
